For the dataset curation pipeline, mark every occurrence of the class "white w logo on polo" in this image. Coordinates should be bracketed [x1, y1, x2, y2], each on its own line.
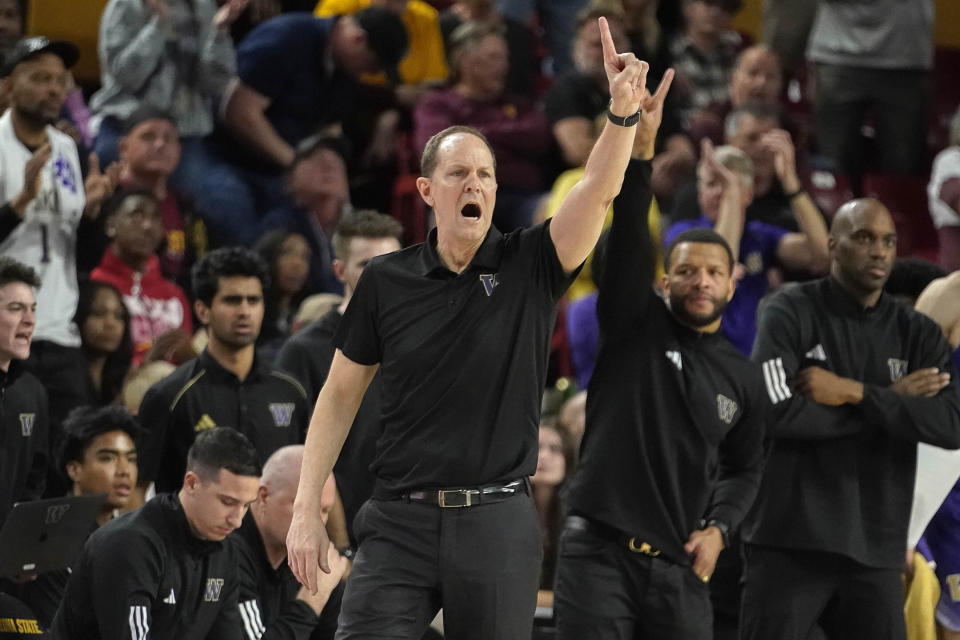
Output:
[204, 578, 224, 602]
[888, 358, 908, 382]
[19, 413, 35, 437]
[717, 394, 738, 424]
[268, 403, 295, 427]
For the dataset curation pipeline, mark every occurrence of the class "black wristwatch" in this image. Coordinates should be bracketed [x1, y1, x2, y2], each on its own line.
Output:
[607, 100, 641, 127]
[702, 519, 730, 549]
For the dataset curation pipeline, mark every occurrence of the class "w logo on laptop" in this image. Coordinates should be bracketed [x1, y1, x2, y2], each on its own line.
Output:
[45, 504, 70, 525]
[204, 579, 224, 602]
[19, 413, 35, 437]
[888, 358, 908, 382]
[268, 403, 295, 427]
[717, 394, 738, 424]
[479, 273, 499, 297]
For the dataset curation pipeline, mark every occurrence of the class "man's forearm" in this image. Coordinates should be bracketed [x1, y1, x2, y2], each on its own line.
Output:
[293, 354, 376, 516]
[224, 97, 295, 168]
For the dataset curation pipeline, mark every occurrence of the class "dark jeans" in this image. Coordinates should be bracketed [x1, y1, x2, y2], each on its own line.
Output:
[336, 494, 542, 640]
[554, 519, 712, 640]
[814, 64, 930, 176]
[740, 544, 906, 640]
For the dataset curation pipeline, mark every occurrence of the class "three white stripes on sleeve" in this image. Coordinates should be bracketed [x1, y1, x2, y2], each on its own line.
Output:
[239, 599, 266, 639]
[762, 358, 792, 404]
[128, 600, 266, 639]
[128, 606, 150, 640]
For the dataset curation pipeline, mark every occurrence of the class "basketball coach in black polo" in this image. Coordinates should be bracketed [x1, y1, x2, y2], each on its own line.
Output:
[286, 17, 669, 640]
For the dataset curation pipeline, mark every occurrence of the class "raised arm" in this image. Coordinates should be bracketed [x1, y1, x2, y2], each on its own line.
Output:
[596, 82, 672, 332]
[701, 138, 745, 261]
[549, 17, 658, 273]
[765, 129, 830, 274]
[287, 350, 377, 594]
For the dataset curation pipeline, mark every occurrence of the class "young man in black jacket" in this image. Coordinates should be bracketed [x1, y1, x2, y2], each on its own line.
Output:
[554, 76, 768, 640]
[234, 445, 347, 640]
[138, 248, 310, 494]
[0, 257, 47, 531]
[742, 199, 960, 639]
[50, 427, 262, 640]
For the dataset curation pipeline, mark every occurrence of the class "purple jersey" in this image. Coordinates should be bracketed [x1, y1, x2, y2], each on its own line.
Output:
[920, 346, 960, 631]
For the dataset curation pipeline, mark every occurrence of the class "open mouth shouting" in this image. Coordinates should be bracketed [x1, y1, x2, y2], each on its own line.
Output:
[461, 203, 482, 220]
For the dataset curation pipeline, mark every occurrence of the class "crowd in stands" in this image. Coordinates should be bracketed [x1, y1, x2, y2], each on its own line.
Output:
[0, 0, 959, 637]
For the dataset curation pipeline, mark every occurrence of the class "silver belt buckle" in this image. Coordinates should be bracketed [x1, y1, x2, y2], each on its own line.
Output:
[438, 489, 473, 508]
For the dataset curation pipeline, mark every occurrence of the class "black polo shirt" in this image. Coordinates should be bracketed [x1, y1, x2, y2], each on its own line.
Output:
[139, 349, 310, 492]
[564, 159, 769, 566]
[335, 221, 576, 494]
[275, 309, 381, 546]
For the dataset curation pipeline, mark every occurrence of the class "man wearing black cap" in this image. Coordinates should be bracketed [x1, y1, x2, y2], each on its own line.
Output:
[198, 6, 408, 246]
[0, 37, 119, 476]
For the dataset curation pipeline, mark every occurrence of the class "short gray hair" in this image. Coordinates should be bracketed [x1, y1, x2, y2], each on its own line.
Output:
[700, 145, 754, 189]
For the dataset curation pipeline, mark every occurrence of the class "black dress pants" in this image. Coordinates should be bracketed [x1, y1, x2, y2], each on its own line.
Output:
[554, 518, 712, 640]
[335, 493, 542, 640]
[740, 544, 906, 640]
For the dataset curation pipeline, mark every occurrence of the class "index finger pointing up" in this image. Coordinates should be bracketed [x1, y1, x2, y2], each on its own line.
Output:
[598, 17, 621, 68]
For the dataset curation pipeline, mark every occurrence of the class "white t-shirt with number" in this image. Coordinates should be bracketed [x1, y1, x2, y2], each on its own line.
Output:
[0, 109, 86, 347]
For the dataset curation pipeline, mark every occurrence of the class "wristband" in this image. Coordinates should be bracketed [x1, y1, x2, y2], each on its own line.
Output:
[607, 100, 640, 127]
[784, 187, 805, 200]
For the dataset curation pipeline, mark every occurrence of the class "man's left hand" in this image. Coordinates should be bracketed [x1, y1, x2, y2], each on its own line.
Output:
[795, 366, 864, 405]
[684, 526, 724, 583]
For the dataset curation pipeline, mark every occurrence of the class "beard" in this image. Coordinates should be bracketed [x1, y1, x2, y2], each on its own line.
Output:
[14, 101, 59, 128]
[668, 289, 729, 328]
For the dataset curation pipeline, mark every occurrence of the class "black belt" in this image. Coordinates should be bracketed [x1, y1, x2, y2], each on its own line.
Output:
[400, 478, 529, 508]
[565, 514, 663, 557]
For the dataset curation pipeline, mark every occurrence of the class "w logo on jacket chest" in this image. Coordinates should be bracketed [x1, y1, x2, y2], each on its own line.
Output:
[717, 394, 738, 424]
[203, 579, 224, 602]
[888, 358, 908, 382]
[268, 403, 295, 427]
[19, 413, 35, 437]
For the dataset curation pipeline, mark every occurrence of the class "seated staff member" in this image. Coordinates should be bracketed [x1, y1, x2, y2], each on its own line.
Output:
[235, 445, 348, 640]
[50, 427, 262, 639]
[18, 405, 140, 628]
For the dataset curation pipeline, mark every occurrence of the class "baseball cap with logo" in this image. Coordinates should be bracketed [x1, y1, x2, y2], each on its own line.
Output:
[1, 36, 80, 77]
[353, 6, 409, 84]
